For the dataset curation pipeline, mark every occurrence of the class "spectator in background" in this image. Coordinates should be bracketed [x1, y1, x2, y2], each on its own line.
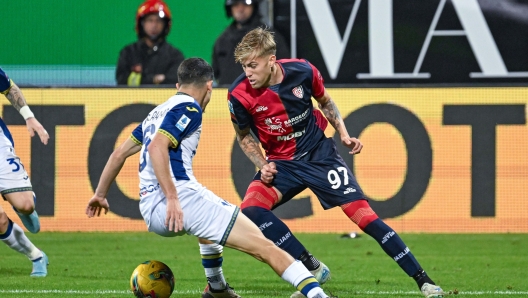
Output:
[212, 0, 290, 85]
[116, 0, 184, 86]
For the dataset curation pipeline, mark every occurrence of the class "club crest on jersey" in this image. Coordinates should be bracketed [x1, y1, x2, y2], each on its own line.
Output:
[176, 115, 191, 131]
[292, 85, 304, 98]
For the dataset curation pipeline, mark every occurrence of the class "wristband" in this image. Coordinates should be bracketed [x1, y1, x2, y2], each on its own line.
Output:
[19, 106, 35, 120]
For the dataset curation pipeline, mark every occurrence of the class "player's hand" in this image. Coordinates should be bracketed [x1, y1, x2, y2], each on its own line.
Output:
[86, 196, 110, 218]
[26, 118, 49, 145]
[165, 196, 184, 232]
[260, 162, 278, 184]
[342, 137, 363, 154]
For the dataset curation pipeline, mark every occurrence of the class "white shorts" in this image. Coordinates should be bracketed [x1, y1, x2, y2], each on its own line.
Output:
[140, 183, 239, 246]
[0, 148, 32, 198]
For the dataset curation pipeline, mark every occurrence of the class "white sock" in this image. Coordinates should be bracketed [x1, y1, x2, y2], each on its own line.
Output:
[281, 260, 315, 288]
[1, 221, 42, 260]
[307, 288, 328, 298]
[199, 243, 227, 290]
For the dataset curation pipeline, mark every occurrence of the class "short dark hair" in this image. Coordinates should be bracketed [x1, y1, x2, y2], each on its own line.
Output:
[177, 58, 214, 86]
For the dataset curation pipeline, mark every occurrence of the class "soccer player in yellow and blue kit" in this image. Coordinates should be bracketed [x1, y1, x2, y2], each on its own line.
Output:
[0, 67, 49, 277]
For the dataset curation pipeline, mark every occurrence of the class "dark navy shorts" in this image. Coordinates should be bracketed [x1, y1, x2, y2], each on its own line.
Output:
[253, 137, 366, 210]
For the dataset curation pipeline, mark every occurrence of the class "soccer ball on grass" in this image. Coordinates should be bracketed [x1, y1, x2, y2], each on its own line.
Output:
[130, 260, 175, 298]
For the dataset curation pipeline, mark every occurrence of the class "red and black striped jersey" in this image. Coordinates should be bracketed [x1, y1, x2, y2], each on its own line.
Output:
[228, 59, 328, 160]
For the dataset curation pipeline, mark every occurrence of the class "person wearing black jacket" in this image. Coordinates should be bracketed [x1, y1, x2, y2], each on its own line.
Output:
[116, 0, 184, 86]
[212, 0, 290, 86]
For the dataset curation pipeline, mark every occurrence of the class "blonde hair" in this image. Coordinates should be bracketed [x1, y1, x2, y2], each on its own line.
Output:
[234, 27, 277, 64]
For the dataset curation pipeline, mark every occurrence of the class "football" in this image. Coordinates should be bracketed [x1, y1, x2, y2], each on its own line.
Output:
[130, 260, 175, 298]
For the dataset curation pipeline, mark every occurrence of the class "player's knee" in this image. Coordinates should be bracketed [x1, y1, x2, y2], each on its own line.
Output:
[341, 199, 379, 230]
[241, 206, 266, 224]
[240, 181, 279, 210]
[15, 198, 35, 214]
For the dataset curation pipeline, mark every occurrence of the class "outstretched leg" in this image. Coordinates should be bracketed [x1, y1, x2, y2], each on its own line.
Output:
[342, 199, 444, 297]
[225, 212, 331, 298]
[241, 181, 330, 284]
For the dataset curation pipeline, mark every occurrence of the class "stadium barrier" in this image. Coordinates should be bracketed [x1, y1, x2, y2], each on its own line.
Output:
[3, 87, 527, 233]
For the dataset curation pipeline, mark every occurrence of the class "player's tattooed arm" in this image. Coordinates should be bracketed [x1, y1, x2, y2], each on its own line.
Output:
[233, 124, 268, 169]
[316, 90, 349, 138]
[5, 84, 28, 111]
[319, 98, 342, 131]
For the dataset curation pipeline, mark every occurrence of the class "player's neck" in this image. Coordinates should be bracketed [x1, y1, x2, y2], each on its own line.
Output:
[268, 63, 283, 86]
[178, 87, 206, 106]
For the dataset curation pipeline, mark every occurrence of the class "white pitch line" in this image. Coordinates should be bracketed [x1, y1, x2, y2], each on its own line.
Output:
[1, 289, 527, 296]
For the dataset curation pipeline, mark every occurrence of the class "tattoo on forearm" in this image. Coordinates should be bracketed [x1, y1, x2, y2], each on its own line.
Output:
[237, 134, 267, 169]
[320, 100, 342, 131]
[5, 85, 27, 111]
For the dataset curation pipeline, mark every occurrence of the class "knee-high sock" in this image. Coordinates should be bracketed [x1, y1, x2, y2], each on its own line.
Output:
[362, 218, 421, 276]
[199, 242, 227, 290]
[0, 219, 41, 260]
[242, 206, 306, 259]
[281, 261, 326, 298]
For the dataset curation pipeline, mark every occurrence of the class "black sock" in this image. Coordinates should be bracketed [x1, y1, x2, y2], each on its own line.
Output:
[241, 206, 306, 258]
[362, 219, 422, 276]
[412, 269, 435, 289]
[298, 250, 320, 271]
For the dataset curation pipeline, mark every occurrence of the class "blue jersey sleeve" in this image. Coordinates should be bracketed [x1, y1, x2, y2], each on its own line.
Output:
[228, 94, 252, 131]
[158, 103, 202, 147]
[0, 68, 13, 95]
[130, 123, 143, 145]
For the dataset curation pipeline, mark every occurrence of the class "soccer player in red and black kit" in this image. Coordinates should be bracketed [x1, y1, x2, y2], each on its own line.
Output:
[227, 28, 446, 298]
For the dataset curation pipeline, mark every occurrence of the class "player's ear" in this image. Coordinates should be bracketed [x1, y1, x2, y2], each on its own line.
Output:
[176, 83, 180, 90]
[268, 55, 276, 67]
[206, 80, 213, 93]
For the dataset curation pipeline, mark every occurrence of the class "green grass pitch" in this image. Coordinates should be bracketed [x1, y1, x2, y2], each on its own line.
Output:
[0, 233, 526, 297]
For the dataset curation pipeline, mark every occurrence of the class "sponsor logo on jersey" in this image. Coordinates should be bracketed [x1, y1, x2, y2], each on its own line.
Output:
[344, 187, 356, 194]
[176, 115, 191, 131]
[292, 85, 304, 98]
[139, 183, 161, 197]
[228, 101, 234, 114]
[265, 117, 286, 133]
[256, 105, 268, 112]
[277, 128, 306, 141]
[186, 106, 199, 112]
[283, 108, 310, 127]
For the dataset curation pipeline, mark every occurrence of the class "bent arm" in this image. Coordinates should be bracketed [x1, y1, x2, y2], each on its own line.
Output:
[4, 82, 50, 144]
[233, 124, 268, 170]
[315, 90, 350, 139]
[4, 83, 28, 112]
[148, 133, 177, 200]
[94, 138, 141, 198]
